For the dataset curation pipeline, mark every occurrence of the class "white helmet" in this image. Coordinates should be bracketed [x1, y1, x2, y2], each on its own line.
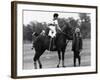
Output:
[75, 28, 80, 33]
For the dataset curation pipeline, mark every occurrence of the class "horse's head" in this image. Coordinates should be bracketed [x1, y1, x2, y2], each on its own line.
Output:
[62, 22, 74, 40]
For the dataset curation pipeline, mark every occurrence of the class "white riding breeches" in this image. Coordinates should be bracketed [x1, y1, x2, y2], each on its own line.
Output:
[48, 25, 56, 38]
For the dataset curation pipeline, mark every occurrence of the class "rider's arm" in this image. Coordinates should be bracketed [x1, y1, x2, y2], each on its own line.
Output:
[54, 20, 61, 31]
[56, 24, 61, 31]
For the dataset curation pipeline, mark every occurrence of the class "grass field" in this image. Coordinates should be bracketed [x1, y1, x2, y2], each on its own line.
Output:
[23, 39, 91, 69]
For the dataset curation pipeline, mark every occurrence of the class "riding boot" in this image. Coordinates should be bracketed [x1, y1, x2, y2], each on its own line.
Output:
[52, 37, 56, 49]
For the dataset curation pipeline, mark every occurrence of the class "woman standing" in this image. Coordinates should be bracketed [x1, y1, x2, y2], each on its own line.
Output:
[72, 28, 83, 66]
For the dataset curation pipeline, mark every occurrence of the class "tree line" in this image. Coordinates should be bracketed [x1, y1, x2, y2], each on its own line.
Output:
[23, 13, 91, 42]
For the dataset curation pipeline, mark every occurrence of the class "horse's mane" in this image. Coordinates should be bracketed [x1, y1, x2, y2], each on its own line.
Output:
[62, 22, 72, 32]
[32, 32, 39, 37]
[61, 22, 73, 40]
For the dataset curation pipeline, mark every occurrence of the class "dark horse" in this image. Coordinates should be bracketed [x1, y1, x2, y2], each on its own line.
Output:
[32, 23, 73, 69]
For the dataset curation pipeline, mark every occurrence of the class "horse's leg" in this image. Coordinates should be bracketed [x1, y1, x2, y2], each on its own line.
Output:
[57, 50, 61, 68]
[37, 49, 45, 69]
[38, 59, 42, 68]
[33, 56, 37, 69]
[62, 50, 65, 67]
[33, 51, 40, 69]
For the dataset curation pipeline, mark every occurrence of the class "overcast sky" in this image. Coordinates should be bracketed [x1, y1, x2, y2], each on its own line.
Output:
[23, 10, 81, 26]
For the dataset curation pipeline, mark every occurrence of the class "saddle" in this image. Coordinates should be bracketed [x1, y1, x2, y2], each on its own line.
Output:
[48, 36, 57, 51]
[38, 29, 57, 51]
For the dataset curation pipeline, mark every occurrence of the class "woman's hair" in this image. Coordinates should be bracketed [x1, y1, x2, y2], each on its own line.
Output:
[75, 28, 80, 33]
[53, 13, 59, 17]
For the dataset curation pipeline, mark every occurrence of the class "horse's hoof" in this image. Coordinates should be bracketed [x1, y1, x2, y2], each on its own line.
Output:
[31, 48, 33, 50]
[40, 65, 42, 69]
[34, 67, 37, 69]
[74, 65, 76, 67]
[62, 65, 66, 67]
[57, 65, 59, 68]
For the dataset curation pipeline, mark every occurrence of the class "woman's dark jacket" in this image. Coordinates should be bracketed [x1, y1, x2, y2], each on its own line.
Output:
[72, 32, 83, 52]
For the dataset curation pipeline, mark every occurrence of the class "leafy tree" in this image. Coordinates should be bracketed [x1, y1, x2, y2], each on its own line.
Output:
[67, 17, 78, 28]
[23, 13, 91, 42]
[23, 24, 33, 41]
[79, 13, 91, 38]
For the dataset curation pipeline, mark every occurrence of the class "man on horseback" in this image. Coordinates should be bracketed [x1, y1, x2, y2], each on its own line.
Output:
[48, 13, 61, 36]
[32, 13, 74, 69]
[48, 13, 61, 50]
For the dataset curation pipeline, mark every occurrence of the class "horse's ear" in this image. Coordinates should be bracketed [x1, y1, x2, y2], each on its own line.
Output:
[32, 32, 39, 37]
